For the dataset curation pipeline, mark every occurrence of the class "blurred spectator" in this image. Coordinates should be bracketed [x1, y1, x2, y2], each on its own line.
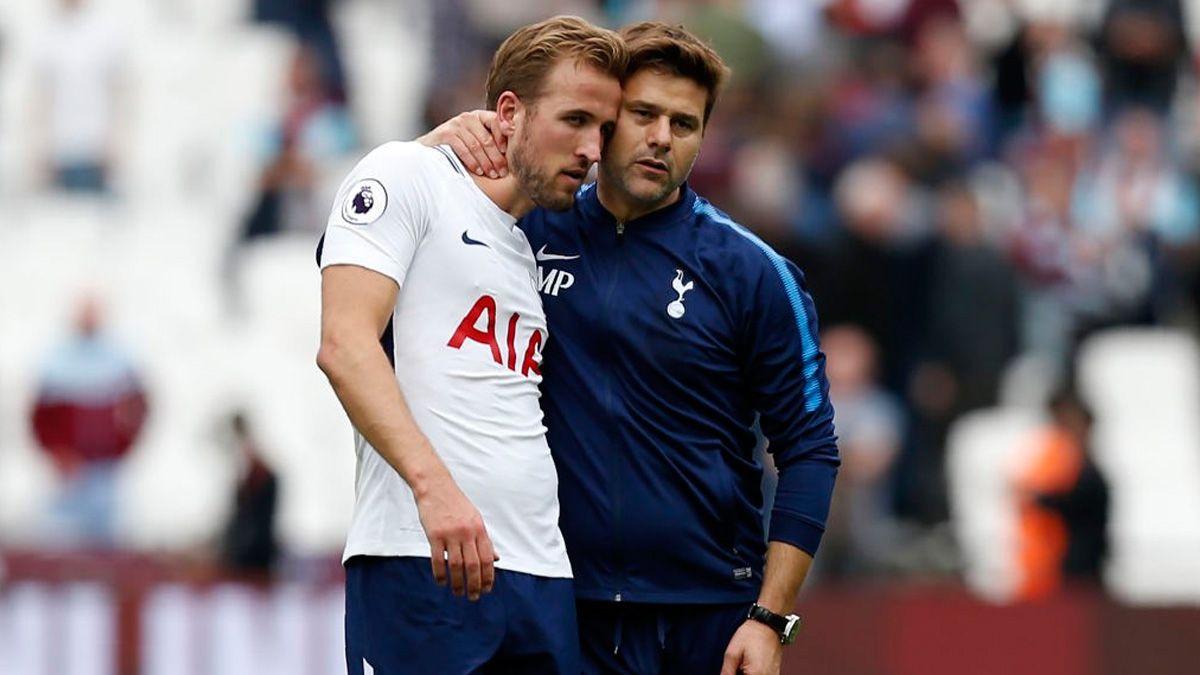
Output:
[1096, 0, 1189, 116]
[896, 0, 961, 46]
[728, 135, 806, 236]
[218, 412, 280, 578]
[743, 0, 832, 63]
[227, 41, 356, 313]
[1073, 106, 1200, 327]
[33, 0, 126, 194]
[827, 0, 912, 36]
[825, 39, 916, 167]
[31, 297, 148, 547]
[240, 43, 356, 242]
[1014, 389, 1109, 600]
[909, 181, 1019, 521]
[805, 156, 933, 397]
[424, 0, 491, 129]
[989, 17, 1036, 141]
[676, 1, 772, 86]
[1008, 143, 1099, 365]
[827, 0, 960, 41]
[1031, 20, 1102, 140]
[921, 181, 1019, 413]
[252, 0, 348, 102]
[818, 325, 905, 579]
[904, 13, 992, 181]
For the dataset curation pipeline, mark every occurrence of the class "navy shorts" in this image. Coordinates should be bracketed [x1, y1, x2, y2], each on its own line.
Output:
[345, 556, 579, 674]
[577, 600, 749, 674]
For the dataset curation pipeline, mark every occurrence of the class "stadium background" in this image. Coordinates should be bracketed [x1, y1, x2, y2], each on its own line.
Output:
[1, 0, 1199, 673]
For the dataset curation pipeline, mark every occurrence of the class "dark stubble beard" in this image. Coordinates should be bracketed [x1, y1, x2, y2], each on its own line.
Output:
[600, 156, 678, 211]
[511, 123, 576, 212]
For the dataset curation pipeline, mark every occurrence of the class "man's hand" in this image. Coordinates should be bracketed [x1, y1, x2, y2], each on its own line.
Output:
[416, 110, 508, 179]
[721, 620, 782, 675]
[414, 471, 498, 601]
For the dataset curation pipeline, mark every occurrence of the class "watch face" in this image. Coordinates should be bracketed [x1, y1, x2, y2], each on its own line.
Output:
[782, 616, 801, 645]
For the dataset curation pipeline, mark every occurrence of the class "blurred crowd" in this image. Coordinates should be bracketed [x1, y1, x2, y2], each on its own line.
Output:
[6, 0, 1200, 602]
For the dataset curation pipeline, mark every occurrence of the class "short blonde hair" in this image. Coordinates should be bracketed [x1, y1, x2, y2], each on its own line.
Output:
[620, 21, 729, 125]
[485, 15, 628, 110]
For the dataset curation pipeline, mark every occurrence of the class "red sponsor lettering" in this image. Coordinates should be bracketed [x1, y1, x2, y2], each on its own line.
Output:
[447, 295, 502, 364]
[521, 329, 543, 377]
[505, 312, 519, 371]
[448, 295, 544, 378]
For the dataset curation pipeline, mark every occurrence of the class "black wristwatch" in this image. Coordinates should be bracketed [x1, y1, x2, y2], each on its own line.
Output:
[746, 603, 802, 645]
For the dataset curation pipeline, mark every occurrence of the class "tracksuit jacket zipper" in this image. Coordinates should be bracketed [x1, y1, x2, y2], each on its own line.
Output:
[604, 218, 626, 602]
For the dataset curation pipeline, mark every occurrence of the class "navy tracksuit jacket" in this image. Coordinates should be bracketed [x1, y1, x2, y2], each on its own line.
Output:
[520, 183, 840, 604]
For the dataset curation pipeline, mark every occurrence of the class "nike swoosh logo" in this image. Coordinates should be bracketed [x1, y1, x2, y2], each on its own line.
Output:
[462, 230, 489, 248]
[535, 244, 580, 261]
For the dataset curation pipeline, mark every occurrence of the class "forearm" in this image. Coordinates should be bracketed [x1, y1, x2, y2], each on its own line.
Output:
[756, 540, 813, 615]
[318, 336, 448, 496]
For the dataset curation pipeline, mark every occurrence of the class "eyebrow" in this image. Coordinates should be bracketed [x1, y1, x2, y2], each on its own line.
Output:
[626, 100, 700, 127]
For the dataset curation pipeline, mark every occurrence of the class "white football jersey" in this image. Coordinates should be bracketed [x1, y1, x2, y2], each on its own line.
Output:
[319, 141, 570, 579]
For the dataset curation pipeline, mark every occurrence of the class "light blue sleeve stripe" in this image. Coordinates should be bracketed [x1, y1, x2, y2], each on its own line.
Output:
[693, 201, 824, 412]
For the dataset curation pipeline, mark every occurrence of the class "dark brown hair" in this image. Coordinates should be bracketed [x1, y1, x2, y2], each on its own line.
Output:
[620, 21, 730, 125]
[485, 15, 628, 110]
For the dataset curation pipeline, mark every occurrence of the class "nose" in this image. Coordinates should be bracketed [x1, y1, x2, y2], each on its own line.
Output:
[577, 128, 603, 165]
[647, 116, 671, 150]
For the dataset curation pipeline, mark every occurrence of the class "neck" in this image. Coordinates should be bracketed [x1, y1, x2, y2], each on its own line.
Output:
[472, 174, 534, 219]
[596, 179, 681, 223]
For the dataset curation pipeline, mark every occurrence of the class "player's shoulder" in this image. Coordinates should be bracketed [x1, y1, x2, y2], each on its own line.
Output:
[357, 141, 456, 178]
[690, 195, 788, 275]
[343, 141, 470, 212]
[333, 142, 465, 229]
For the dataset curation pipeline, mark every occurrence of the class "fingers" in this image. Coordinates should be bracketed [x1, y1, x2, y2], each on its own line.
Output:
[448, 136, 487, 179]
[721, 634, 747, 675]
[447, 541, 466, 597]
[478, 134, 507, 179]
[416, 484, 498, 601]
[429, 539, 447, 586]
[467, 110, 508, 173]
[477, 531, 497, 595]
[470, 112, 508, 178]
[432, 110, 508, 178]
[720, 648, 742, 675]
[455, 125, 506, 179]
[484, 114, 507, 157]
[462, 539, 483, 601]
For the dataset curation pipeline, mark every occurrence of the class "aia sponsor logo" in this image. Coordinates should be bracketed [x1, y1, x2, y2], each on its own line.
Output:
[447, 295, 544, 377]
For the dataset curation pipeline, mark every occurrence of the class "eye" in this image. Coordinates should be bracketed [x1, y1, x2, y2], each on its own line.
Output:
[632, 108, 653, 120]
[672, 118, 697, 132]
[564, 115, 586, 126]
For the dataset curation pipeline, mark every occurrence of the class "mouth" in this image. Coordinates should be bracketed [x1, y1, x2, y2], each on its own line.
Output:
[635, 158, 669, 175]
[559, 168, 588, 187]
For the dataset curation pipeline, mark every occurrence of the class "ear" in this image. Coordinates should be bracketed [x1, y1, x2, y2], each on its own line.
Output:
[494, 91, 523, 138]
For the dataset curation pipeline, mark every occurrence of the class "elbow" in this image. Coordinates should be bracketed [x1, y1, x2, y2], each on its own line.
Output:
[317, 321, 386, 382]
[316, 333, 347, 380]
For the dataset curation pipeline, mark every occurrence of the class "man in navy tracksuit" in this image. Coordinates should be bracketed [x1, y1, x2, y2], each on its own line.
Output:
[427, 21, 839, 674]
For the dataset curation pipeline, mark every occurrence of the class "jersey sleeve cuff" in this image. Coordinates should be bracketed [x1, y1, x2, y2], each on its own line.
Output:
[767, 510, 826, 557]
[319, 226, 407, 286]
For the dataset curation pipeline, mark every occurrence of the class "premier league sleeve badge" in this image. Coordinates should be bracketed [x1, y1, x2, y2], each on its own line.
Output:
[341, 178, 388, 225]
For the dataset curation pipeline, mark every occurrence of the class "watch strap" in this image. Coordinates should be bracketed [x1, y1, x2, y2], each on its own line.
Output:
[746, 603, 800, 644]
